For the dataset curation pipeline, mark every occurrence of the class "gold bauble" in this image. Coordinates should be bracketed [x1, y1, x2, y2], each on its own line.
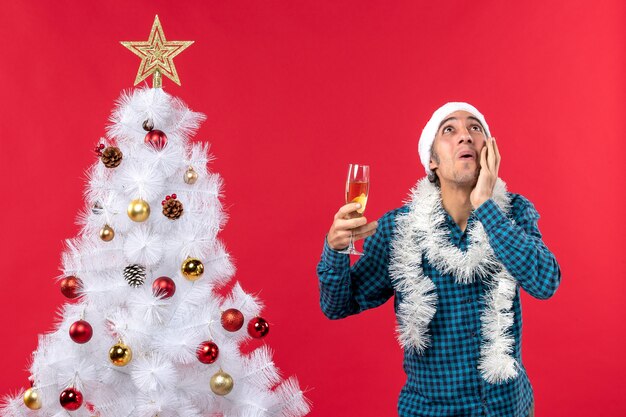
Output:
[109, 342, 132, 366]
[184, 166, 198, 184]
[99, 224, 115, 241]
[23, 387, 42, 410]
[210, 369, 234, 396]
[127, 199, 150, 222]
[181, 257, 204, 281]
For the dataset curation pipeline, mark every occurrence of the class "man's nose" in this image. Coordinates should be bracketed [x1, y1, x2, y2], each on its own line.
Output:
[458, 129, 473, 143]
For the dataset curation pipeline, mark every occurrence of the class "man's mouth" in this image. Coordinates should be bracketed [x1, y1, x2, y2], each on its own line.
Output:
[457, 151, 476, 160]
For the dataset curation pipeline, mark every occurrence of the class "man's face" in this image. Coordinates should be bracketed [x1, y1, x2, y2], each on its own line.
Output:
[429, 110, 488, 187]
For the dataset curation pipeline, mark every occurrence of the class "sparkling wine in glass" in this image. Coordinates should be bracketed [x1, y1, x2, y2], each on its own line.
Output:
[338, 164, 370, 255]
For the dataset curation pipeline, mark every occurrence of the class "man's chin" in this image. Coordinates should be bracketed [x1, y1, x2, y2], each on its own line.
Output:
[451, 173, 479, 187]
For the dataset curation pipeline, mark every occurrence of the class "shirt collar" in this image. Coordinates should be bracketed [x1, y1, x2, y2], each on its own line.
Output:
[444, 210, 477, 243]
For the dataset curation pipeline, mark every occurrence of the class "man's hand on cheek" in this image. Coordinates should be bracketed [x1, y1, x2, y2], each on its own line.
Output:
[470, 136, 501, 209]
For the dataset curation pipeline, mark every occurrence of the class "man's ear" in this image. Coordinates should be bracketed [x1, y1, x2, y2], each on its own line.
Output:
[429, 158, 438, 171]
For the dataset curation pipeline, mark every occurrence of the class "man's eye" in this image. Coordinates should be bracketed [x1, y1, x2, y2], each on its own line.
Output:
[471, 125, 482, 132]
[443, 126, 453, 133]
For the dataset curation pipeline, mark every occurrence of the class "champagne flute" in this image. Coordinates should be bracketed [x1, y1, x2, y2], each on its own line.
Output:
[338, 164, 370, 256]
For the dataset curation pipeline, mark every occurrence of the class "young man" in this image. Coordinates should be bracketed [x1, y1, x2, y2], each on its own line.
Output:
[317, 102, 560, 417]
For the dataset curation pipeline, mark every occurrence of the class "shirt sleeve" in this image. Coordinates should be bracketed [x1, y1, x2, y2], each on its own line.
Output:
[473, 195, 561, 300]
[316, 211, 396, 319]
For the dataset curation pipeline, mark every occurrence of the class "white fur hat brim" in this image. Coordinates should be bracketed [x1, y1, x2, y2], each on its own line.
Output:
[418, 102, 491, 175]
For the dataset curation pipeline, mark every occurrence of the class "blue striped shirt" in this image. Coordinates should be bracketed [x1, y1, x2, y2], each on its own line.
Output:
[317, 194, 561, 417]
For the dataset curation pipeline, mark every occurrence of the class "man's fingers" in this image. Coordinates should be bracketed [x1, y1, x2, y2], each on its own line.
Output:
[493, 137, 501, 170]
[328, 220, 377, 250]
[334, 202, 362, 220]
[487, 137, 497, 171]
[334, 230, 352, 241]
[335, 216, 368, 230]
[353, 222, 378, 240]
[351, 221, 378, 236]
[480, 145, 489, 174]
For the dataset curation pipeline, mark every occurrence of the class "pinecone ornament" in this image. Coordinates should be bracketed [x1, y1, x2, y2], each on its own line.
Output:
[124, 264, 146, 288]
[162, 194, 183, 220]
[101, 146, 123, 168]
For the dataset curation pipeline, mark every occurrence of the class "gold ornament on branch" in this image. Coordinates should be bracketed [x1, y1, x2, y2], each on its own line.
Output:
[23, 387, 42, 410]
[184, 166, 198, 184]
[210, 369, 234, 396]
[127, 199, 150, 222]
[99, 224, 115, 241]
[109, 342, 132, 366]
[181, 257, 204, 281]
[121, 15, 194, 88]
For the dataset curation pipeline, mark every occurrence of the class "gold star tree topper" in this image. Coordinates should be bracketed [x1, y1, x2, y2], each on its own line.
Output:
[121, 15, 193, 88]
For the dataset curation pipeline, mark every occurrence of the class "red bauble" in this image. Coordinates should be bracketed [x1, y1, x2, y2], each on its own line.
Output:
[59, 387, 83, 411]
[247, 317, 270, 338]
[221, 309, 244, 332]
[144, 129, 168, 150]
[69, 320, 93, 344]
[196, 341, 219, 364]
[60, 276, 82, 299]
[152, 276, 176, 299]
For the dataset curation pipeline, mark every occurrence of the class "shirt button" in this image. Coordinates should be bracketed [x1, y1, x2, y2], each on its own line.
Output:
[471, 331, 477, 337]
[466, 297, 472, 303]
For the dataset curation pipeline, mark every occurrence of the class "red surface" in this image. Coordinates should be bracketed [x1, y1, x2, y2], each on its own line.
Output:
[0, 1, 624, 416]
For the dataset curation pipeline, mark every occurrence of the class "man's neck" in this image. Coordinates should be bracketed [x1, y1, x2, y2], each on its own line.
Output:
[440, 182, 474, 232]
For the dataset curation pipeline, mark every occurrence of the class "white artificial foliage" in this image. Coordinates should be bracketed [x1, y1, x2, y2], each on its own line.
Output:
[174, 364, 216, 396]
[80, 272, 130, 311]
[56, 358, 99, 392]
[115, 160, 166, 201]
[153, 326, 202, 365]
[1, 395, 32, 417]
[272, 377, 311, 417]
[85, 163, 114, 205]
[61, 235, 126, 275]
[131, 353, 177, 392]
[242, 347, 281, 389]
[166, 220, 218, 261]
[187, 142, 214, 170]
[1, 87, 308, 417]
[136, 390, 172, 417]
[123, 225, 164, 267]
[228, 384, 275, 417]
[138, 140, 185, 178]
[88, 385, 134, 416]
[204, 241, 236, 287]
[126, 286, 171, 325]
[52, 409, 89, 417]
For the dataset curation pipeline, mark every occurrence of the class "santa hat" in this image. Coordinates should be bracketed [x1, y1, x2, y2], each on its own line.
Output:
[418, 102, 491, 175]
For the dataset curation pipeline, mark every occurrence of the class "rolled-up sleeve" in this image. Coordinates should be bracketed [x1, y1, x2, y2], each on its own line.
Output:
[474, 195, 561, 300]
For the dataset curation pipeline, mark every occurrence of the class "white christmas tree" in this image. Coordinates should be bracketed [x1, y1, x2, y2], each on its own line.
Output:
[1, 28, 310, 417]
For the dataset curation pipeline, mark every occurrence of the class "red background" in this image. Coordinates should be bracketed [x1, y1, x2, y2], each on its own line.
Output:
[0, 1, 624, 416]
